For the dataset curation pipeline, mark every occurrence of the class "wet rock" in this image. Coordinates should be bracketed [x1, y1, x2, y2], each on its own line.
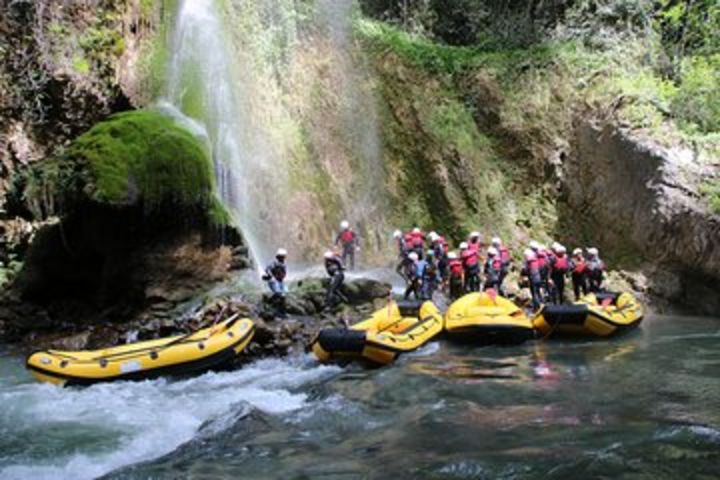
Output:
[50, 331, 91, 352]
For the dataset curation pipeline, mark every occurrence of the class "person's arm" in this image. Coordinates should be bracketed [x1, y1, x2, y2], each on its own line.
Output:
[334, 232, 341, 246]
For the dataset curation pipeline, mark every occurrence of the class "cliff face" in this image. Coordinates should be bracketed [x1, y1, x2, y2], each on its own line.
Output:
[565, 120, 720, 312]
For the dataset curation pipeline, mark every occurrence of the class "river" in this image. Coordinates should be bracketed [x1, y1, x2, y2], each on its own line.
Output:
[1, 314, 718, 479]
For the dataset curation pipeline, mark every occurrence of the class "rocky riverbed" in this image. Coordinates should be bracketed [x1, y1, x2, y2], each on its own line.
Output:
[0, 276, 394, 361]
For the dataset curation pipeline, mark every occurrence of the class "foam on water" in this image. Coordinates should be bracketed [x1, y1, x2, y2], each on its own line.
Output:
[0, 357, 339, 480]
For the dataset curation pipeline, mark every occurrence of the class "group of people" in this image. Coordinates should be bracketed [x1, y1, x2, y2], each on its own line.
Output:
[261, 221, 607, 315]
[392, 228, 606, 307]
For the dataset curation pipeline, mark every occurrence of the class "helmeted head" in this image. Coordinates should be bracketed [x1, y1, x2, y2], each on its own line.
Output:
[412, 227, 421, 234]
[573, 247, 583, 256]
[393, 229, 402, 239]
[340, 220, 350, 230]
[428, 231, 438, 242]
[487, 246, 498, 256]
[459, 242, 469, 250]
[276, 248, 288, 259]
[529, 240, 540, 251]
[324, 250, 335, 259]
[551, 241, 561, 252]
[470, 231, 480, 240]
[447, 252, 458, 260]
[491, 236, 502, 247]
[408, 252, 419, 262]
[557, 245, 567, 254]
[587, 247, 599, 257]
[426, 249, 435, 258]
[524, 248, 536, 260]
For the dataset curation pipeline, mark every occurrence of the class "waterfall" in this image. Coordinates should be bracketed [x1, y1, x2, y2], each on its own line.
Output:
[160, 0, 388, 270]
[161, 0, 287, 269]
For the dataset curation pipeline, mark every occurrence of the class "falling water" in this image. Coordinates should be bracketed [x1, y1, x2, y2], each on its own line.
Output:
[161, 0, 389, 268]
[161, 0, 289, 268]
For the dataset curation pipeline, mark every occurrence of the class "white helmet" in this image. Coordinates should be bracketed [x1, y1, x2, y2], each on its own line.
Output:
[324, 250, 335, 259]
[587, 247, 599, 256]
[557, 245, 567, 254]
[412, 227, 421, 234]
[573, 248, 583, 256]
[408, 252, 419, 261]
[551, 241, 561, 252]
[276, 248, 288, 258]
[393, 229, 402, 239]
[447, 252, 458, 260]
[470, 231, 480, 239]
[529, 240, 540, 250]
[524, 248, 536, 260]
[429, 231, 438, 241]
[459, 242, 469, 250]
[491, 236, 501, 246]
[487, 246, 498, 256]
[340, 220, 350, 230]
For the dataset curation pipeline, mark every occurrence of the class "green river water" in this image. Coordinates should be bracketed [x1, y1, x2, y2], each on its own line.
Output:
[1, 314, 718, 479]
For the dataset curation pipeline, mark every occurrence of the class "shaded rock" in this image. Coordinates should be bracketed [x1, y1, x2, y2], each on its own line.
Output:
[564, 119, 720, 313]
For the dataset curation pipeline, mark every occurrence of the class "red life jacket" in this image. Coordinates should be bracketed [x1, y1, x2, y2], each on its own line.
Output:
[499, 247, 510, 263]
[468, 239, 482, 253]
[462, 249, 479, 267]
[339, 229, 355, 244]
[573, 257, 586, 273]
[525, 258, 540, 274]
[449, 259, 464, 277]
[489, 256, 503, 271]
[554, 254, 569, 273]
[404, 233, 414, 246]
[536, 250, 548, 268]
[410, 232, 425, 248]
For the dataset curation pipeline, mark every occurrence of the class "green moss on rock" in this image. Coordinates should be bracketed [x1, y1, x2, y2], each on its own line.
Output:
[28, 110, 228, 225]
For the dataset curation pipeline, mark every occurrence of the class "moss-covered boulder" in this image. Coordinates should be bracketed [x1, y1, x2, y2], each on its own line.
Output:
[25, 109, 228, 225]
[9, 110, 245, 330]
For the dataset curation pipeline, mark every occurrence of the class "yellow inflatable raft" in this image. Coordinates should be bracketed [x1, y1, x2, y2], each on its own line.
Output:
[533, 292, 643, 338]
[311, 301, 443, 366]
[26, 316, 255, 386]
[444, 292, 535, 344]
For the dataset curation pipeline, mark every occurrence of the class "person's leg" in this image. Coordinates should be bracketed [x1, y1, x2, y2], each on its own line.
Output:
[530, 281, 542, 310]
[572, 274, 581, 300]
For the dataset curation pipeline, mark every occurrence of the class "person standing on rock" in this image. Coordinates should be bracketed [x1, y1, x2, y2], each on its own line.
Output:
[522, 248, 543, 310]
[404, 251, 425, 300]
[484, 247, 503, 293]
[569, 248, 589, 300]
[323, 250, 347, 308]
[429, 231, 449, 280]
[335, 220, 359, 270]
[492, 236, 511, 295]
[549, 244, 570, 304]
[421, 249, 441, 300]
[446, 251, 465, 300]
[460, 242, 481, 292]
[586, 247, 606, 293]
[530, 241, 551, 302]
[264, 248, 288, 316]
